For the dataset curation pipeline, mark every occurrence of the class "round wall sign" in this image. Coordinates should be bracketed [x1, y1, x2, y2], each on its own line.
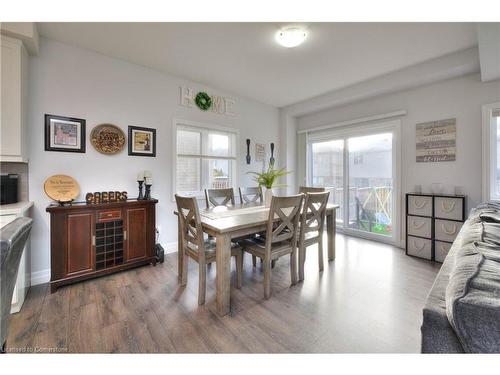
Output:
[44, 175, 80, 203]
[90, 124, 126, 154]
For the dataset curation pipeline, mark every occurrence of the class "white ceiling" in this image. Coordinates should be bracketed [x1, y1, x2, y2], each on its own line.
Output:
[37, 23, 479, 107]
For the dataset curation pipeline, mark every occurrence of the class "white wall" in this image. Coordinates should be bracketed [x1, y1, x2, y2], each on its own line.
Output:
[278, 112, 298, 194]
[297, 73, 500, 245]
[28, 38, 280, 283]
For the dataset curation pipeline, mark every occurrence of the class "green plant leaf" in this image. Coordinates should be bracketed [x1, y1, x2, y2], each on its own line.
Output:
[246, 163, 293, 189]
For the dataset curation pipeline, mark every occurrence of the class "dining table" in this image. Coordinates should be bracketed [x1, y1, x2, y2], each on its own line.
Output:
[175, 202, 339, 316]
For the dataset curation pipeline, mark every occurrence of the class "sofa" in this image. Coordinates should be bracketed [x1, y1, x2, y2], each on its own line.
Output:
[421, 202, 500, 353]
[0, 217, 33, 353]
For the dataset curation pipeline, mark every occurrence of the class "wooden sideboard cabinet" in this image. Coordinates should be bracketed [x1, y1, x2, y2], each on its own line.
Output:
[46, 199, 158, 292]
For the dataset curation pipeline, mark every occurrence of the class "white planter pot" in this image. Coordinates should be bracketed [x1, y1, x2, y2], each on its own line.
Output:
[264, 188, 273, 208]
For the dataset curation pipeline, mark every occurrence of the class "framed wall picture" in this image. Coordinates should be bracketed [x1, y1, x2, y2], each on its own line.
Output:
[255, 143, 266, 162]
[44, 114, 86, 153]
[128, 126, 156, 157]
[416, 118, 456, 162]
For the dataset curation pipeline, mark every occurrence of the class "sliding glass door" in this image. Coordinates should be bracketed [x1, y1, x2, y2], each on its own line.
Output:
[348, 133, 393, 236]
[308, 121, 400, 244]
[311, 139, 344, 224]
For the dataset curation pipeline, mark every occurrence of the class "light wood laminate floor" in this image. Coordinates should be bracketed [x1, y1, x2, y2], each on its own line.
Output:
[6, 234, 440, 353]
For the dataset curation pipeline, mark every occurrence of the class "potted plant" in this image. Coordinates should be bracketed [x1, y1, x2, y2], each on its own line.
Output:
[247, 163, 291, 207]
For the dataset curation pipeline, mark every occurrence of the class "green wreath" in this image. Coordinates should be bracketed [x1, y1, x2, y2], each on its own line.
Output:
[195, 92, 212, 111]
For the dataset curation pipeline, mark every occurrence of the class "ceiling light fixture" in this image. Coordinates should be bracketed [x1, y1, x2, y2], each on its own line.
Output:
[275, 27, 307, 48]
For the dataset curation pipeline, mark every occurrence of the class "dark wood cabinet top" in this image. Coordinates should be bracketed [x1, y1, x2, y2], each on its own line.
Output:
[46, 199, 158, 213]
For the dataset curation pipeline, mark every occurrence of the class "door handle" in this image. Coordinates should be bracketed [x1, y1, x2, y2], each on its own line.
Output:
[441, 223, 457, 235]
[124, 231, 127, 241]
[92, 235, 96, 246]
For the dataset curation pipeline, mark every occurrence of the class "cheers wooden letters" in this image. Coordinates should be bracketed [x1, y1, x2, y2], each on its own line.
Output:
[86, 191, 128, 204]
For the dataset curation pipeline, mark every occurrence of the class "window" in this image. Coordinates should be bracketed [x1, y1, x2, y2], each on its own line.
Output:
[353, 153, 364, 165]
[482, 103, 500, 200]
[308, 120, 400, 244]
[174, 121, 237, 197]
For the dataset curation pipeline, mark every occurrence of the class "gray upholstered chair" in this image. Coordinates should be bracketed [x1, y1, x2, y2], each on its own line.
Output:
[239, 187, 263, 204]
[298, 191, 330, 281]
[204, 188, 235, 209]
[239, 194, 304, 299]
[176, 195, 243, 305]
[1, 217, 33, 353]
[298, 186, 325, 194]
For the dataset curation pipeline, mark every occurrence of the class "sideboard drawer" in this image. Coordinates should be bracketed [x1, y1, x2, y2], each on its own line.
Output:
[407, 215, 432, 238]
[97, 209, 122, 222]
[435, 240, 452, 263]
[434, 197, 463, 221]
[407, 236, 432, 260]
[435, 219, 462, 242]
[408, 195, 432, 217]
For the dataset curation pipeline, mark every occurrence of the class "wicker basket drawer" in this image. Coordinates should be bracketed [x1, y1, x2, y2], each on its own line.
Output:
[435, 219, 462, 242]
[407, 236, 432, 260]
[435, 240, 452, 263]
[408, 195, 432, 217]
[407, 215, 432, 238]
[434, 197, 463, 221]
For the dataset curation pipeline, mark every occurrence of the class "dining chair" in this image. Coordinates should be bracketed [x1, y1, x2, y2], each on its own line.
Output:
[175, 195, 243, 305]
[299, 186, 326, 194]
[238, 186, 265, 265]
[239, 187, 263, 204]
[239, 194, 304, 299]
[298, 191, 330, 281]
[205, 188, 235, 209]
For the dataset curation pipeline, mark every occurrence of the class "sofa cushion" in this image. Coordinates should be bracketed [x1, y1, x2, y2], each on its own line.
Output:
[445, 207, 500, 353]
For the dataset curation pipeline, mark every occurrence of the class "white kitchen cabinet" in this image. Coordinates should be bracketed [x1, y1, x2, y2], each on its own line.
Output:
[1, 35, 28, 163]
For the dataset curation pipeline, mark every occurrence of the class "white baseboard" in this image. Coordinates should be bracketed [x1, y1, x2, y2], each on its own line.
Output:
[161, 241, 178, 254]
[31, 269, 50, 286]
[30, 243, 179, 286]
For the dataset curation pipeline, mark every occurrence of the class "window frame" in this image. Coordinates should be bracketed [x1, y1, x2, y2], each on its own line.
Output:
[482, 102, 500, 201]
[306, 119, 402, 246]
[172, 119, 239, 201]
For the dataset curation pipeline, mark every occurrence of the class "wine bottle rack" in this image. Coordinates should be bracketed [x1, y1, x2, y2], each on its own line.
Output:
[95, 219, 124, 270]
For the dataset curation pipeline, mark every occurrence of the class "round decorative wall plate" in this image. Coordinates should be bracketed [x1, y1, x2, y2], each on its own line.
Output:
[90, 124, 126, 154]
[44, 174, 80, 202]
[195, 92, 212, 111]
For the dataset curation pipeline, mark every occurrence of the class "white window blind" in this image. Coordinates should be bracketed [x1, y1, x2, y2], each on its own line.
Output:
[175, 122, 237, 197]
